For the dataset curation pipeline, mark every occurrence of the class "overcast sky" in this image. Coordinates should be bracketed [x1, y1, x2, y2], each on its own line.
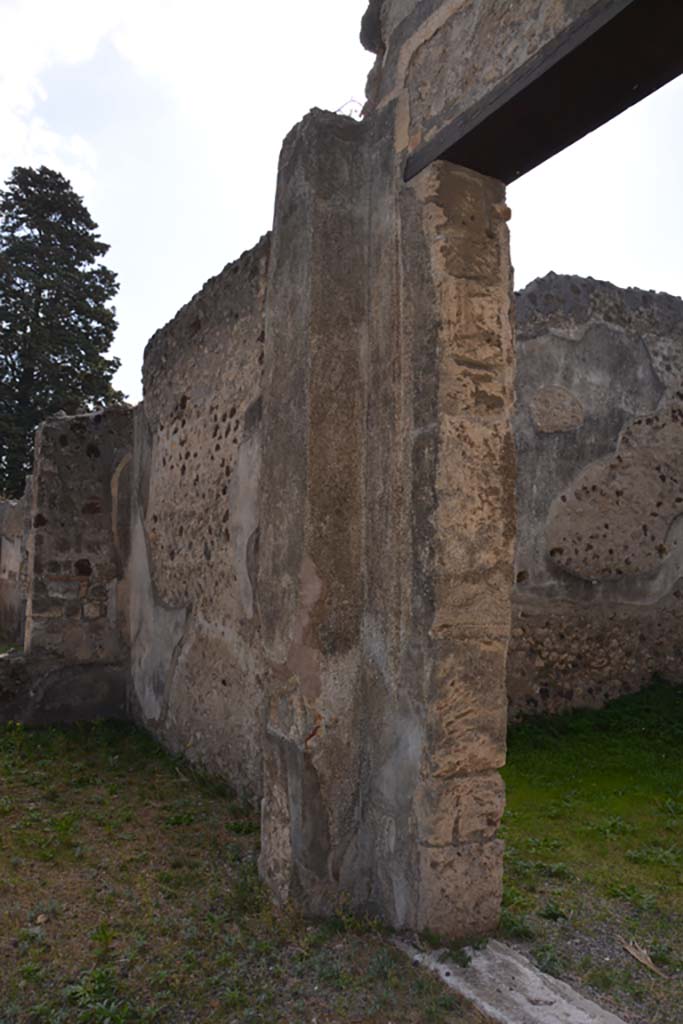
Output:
[1, 0, 681, 403]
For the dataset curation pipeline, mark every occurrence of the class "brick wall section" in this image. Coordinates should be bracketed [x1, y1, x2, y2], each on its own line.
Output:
[25, 408, 133, 664]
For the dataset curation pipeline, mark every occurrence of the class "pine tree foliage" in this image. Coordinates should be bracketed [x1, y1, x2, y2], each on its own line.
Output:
[0, 165, 123, 497]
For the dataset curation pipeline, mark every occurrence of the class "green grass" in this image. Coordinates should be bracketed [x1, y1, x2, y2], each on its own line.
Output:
[501, 680, 683, 1022]
[0, 720, 482, 1024]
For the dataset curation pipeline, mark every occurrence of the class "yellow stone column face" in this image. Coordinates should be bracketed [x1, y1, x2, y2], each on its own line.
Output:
[406, 160, 515, 938]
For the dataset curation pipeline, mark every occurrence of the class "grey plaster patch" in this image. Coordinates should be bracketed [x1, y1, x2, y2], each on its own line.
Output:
[128, 512, 187, 724]
[229, 428, 261, 619]
[397, 939, 627, 1024]
[529, 385, 583, 433]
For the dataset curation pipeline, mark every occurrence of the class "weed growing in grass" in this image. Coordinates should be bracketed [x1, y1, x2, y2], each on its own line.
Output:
[539, 899, 567, 922]
[90, 922, 116, 961]
[532, 942, 564, 976]
[626, 843, 682, 867]
[584, 964, 617, 992]
[499, 908, 535, 940]
[605, 881, 657, 911]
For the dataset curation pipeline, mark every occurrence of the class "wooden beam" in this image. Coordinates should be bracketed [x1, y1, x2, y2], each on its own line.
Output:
[404, 0, 683, 184]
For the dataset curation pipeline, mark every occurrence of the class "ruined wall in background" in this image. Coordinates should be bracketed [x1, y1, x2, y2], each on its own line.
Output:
[128, 236, 269, 800]
[25, 408, 133, 664]
[361, 0, 596, 150]
[0, 486, 31, 643]
[509, 274, 683, 717]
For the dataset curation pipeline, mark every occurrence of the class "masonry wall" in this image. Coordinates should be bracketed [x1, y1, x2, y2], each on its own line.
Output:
[361, 0, 596, 149]
[13, 0, 682, 942]
[509, 274, 683, 717]
[0, 488, 30, 643]
[122, 104, 515, 940]
[25, 408, 133, 664]
[256, 107, 515, 940]
[128, 237, 269, 799]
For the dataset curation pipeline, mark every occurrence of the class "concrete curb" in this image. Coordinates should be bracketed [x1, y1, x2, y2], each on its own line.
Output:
[396, 938, 627, 1024]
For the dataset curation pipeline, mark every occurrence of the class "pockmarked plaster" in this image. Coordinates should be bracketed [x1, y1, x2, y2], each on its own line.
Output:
[509, 274, 683, 717]
[128, 236, 270, 799]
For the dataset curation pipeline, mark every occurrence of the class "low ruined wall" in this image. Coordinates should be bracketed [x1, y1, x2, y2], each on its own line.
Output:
[509, 274, 683, 717]
[128, 236, 269, 799]
[25, 408, 133, 665]
[0, 488, 30, 643]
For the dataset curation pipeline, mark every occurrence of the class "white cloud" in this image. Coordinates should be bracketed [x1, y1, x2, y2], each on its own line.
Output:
[0, 0, 373, 399]
[1, 0, 679, 404]
[0, 0, 123, 188]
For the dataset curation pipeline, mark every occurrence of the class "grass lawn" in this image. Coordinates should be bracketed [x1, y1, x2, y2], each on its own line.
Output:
[0, 721, 484, 1024]
[501, 680, 683, 1024]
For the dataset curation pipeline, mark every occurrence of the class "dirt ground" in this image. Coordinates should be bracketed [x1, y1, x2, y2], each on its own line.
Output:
[0, 720, 484, 1024]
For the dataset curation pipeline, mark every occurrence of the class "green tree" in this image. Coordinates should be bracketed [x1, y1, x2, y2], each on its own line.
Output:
[0, 165, 123, 498]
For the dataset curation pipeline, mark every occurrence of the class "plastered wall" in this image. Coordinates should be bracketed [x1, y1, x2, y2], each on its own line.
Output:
[128, 236, 269, 799]
[509, 274, 683, 716]
[0, 488, 30, 643]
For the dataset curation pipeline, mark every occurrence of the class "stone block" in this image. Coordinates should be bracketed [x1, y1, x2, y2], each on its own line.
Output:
[45, 579, 81, 600]
[415, 772, 505, 846]
[83, 601, 105, 621]
[417, 839, 504, 939]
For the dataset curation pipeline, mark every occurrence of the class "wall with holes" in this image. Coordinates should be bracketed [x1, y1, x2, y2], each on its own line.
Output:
[128, 235, 269, 798]
[24, 408, 133, 664]
[509, 273, 683, 717]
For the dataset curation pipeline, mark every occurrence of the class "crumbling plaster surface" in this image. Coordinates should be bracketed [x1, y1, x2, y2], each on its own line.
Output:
[0, 488, 30, 643]
[25, 408, 133, 665]
[509, 274, 683, 717]
[129, 236, 270, 799]
[362, 0, 597, 152]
